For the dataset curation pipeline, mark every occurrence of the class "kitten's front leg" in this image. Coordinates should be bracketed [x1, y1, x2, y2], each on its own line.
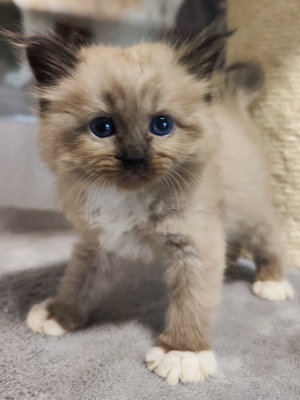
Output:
[27, 240, 115, 336]
[146, 224, 225, 385]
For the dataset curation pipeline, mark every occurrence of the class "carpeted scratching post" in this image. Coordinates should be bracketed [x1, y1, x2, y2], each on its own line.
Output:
[227, 0, 300, 267]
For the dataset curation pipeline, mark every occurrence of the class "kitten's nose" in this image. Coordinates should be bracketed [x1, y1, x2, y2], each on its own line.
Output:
[119, 156, 147, 172]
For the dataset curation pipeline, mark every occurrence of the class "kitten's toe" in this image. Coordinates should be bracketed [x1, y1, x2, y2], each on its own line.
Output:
[146, 347, 216, 385]
[26, 299, 67, 336]
[252, 280, 294, 301]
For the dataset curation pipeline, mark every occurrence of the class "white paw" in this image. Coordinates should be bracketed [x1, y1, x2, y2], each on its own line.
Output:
[26, 299, 67, 336]
[252, 280, 294, 301]
[146, 347, 216, 385]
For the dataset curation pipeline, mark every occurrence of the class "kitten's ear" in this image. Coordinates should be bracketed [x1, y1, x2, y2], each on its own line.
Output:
[2, 31, 79, 86]
[225, 62, 265, 108]
[171, 21, 233, 79]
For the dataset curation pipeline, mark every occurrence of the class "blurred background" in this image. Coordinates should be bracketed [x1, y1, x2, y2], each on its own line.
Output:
[0, 0, 224, 211]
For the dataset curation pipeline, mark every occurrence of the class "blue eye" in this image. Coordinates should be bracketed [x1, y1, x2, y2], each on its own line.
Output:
[150, 115, 174, 137]
[89, 116, 116, 138]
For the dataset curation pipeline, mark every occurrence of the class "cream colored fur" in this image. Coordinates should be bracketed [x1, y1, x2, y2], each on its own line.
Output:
[7, 27, 293, 385]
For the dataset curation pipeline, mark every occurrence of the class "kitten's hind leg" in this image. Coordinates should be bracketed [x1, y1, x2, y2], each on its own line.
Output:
[251, 224, 294, 301]
[27, 240, 116, 335]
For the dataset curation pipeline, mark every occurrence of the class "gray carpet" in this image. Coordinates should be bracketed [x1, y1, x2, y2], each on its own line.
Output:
[1, 209, 300, 400]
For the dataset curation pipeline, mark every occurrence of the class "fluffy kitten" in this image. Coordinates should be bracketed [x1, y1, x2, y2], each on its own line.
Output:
[7, 25, 293, 385]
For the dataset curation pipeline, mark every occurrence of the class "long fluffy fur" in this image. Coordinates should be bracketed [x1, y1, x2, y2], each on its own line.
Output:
[4, 24, 293, 385]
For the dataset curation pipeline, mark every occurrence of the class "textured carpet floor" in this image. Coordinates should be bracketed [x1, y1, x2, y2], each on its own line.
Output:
[0, 209, 300, 400]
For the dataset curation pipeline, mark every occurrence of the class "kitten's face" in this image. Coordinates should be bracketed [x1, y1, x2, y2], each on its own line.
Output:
[39, 44, 214, 190]
[10, 26, 262, 191]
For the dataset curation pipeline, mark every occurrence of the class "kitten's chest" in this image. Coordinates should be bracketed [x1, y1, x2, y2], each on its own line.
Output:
[85, 187, 154, 256]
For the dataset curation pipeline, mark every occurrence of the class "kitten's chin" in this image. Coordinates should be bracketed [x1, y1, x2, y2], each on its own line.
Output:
[115, 171, 157, 191]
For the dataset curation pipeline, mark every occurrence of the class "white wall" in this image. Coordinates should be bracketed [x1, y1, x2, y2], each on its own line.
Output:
[0, 117, 58, 210]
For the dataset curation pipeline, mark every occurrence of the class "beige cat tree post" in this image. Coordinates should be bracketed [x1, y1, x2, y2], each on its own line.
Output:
[227, 0, 300, 267]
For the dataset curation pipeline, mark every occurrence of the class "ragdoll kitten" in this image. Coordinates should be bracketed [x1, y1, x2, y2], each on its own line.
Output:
[7, 25, 293, 385]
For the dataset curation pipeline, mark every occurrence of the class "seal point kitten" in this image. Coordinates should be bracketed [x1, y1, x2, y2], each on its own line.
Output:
[5, 24, 293, 385]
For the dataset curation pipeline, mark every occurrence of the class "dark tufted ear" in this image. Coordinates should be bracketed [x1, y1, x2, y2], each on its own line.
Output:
[171, 21, 233, 79]
[2, 31, 79, 86]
